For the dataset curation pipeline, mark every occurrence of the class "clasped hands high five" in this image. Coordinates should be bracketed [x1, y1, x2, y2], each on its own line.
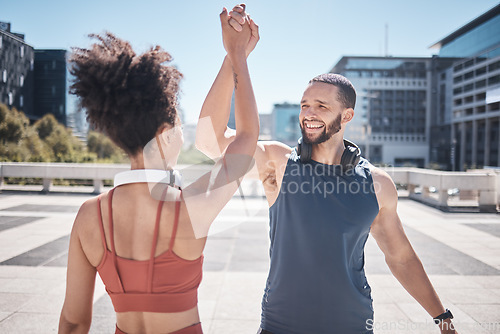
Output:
[220, 4, 259, 60]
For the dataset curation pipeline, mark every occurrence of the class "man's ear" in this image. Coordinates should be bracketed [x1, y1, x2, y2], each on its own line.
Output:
[342, 108, 354, 123]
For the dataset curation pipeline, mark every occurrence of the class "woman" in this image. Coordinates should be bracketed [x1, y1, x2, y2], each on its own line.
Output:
[58, 7, 259, 334]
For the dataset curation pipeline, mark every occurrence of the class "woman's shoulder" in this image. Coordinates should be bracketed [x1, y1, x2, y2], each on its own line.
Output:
[73, 194, 103, 233]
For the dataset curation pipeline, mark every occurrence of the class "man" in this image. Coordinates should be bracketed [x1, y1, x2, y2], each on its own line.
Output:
[196, 5, 457, 333]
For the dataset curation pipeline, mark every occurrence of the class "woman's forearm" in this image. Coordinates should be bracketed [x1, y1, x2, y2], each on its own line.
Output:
[196, 56, 235, 156]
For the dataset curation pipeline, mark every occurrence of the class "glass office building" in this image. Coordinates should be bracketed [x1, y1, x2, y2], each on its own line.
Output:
[430, 3, 500, 170]
[34, 49, 67, 125]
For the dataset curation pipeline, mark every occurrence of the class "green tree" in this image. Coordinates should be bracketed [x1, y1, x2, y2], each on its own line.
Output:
[33, 114, 75, 162]
[0, 104, 52, 162]
[87, 130, 126, 162]
[20, 127, 52, 162]
[33, 113, 58, 140]
[0, 104, 29, 145]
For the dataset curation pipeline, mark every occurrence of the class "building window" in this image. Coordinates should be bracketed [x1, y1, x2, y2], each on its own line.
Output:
[20, 45, 24, 58]
[464, 83, 474, 92]
[20, 95, 23, 107]
[2, 70, 6, 83]
[0, 36, 2, 49]
[20, 75, 24, 87]
[476, 79, 486, 89]
[476, 92, 486, 102]
[52, 85, 56, 96]
[464, 59, 474, 69]
[8, 92, 13, 105]
[30, 59, 34, 71]
[476, 66, 487, 76]
[52, 60, 57, 70]
[488, 75, 500, 86]
[488, 61, 500, 72]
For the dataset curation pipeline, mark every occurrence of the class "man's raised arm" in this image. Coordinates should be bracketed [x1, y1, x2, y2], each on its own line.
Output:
[196, 4, 259, 159]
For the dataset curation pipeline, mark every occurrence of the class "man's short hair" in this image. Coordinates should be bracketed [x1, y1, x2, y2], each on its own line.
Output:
[309, 73, 356, 109]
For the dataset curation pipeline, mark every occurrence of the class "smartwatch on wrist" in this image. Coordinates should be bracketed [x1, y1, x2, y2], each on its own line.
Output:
[433, 309, 453, 325]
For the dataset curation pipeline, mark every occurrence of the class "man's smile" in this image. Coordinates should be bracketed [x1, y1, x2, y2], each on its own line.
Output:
[304, 120, 325, 132]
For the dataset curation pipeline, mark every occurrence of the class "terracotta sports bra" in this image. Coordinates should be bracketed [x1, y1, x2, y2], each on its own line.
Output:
[96, 187, 204, 313]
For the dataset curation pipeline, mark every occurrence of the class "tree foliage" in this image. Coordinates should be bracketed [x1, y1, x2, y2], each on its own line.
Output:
[0, 103, 125, 163]
[0, 104, 29, 144]
[87, 130, 126, 162]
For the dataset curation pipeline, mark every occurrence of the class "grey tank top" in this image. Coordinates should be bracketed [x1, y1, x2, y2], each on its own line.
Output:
[261, 150, 379, 334]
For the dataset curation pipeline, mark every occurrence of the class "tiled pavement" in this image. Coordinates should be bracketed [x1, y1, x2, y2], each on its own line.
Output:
[0, 190, 499, 333]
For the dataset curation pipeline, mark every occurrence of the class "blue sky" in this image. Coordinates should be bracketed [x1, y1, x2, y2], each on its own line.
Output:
[2, 0, 499, 123]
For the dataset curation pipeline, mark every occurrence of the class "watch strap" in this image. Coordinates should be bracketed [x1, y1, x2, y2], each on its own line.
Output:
[433, 309, 453, 325]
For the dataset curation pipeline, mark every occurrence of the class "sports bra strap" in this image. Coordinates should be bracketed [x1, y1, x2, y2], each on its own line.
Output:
[169, 192, 182, 250]
[107, 188, 125, 293]
[96, 195, 107, 251]
[147, 187, 168, 292]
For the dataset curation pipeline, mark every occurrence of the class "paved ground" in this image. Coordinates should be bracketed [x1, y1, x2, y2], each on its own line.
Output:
[0, 189, 499, 333]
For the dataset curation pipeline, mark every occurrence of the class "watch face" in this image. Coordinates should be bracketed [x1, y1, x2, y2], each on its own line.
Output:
[0, 22, 8, 31]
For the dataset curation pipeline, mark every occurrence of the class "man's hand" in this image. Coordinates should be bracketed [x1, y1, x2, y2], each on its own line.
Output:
[439, 319, 457, 334]
[228, 4, 259, 57]
[220, 7, 251, 60]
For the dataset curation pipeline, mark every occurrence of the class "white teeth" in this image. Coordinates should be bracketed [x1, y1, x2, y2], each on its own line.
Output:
[305, 123, 324, 129]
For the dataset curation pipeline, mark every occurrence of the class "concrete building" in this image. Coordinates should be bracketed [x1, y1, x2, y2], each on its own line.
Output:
[0, 22, 35, 117]
[430, 3, 500, 170]
[271, 102, 300, 147]
[331, 56, 435, 167]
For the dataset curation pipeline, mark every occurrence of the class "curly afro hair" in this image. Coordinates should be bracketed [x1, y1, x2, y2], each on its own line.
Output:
[69, 32, 182, 155]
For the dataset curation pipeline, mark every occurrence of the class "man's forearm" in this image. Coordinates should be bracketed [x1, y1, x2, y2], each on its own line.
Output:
[387, 254, 446, 318]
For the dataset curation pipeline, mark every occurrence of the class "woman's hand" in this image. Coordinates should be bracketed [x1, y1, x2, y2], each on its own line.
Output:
[228, 4, 259, 57]
[220, 6, 251, 61]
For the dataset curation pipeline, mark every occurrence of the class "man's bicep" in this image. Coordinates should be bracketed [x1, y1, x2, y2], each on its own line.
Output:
[250, 141, 291, 180]
[369, 168, 412, 254]
[370, 206, 414, 263]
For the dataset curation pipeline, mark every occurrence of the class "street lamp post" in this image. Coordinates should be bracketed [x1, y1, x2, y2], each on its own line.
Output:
[451, 137, 457, 172]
